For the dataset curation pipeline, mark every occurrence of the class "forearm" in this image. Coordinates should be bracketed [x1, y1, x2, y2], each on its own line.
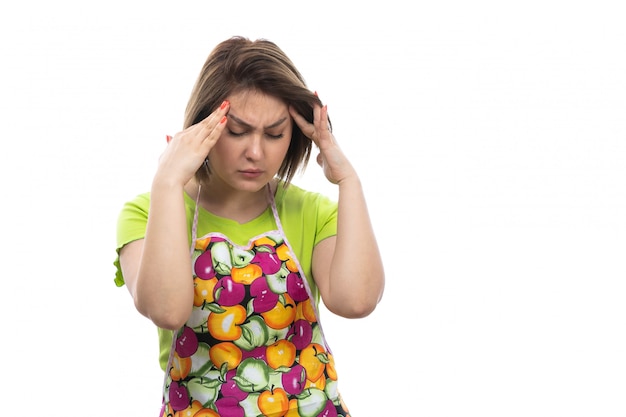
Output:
[328, 176, 385, 316]
[135, 178, 194, 329]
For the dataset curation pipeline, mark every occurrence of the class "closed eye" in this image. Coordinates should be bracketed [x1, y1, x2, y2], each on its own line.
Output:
[227, 129, 246, 137]
[227, 129, 284, 140]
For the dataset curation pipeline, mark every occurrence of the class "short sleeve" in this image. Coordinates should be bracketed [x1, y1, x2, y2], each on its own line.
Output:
[312, 192, 338, 245]
[113, 192, 151, 287]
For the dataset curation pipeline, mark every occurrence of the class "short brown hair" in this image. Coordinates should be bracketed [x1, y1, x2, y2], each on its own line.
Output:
[184, 36, 325, 186]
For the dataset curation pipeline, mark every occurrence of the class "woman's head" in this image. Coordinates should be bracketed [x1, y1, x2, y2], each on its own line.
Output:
[185, 36, 323, 186]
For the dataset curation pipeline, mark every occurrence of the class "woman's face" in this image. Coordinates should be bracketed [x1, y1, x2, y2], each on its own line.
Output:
[207, 90, 292, 193]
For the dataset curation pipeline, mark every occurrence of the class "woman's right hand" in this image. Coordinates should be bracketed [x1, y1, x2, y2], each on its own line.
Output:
[156, 100, 230, 186]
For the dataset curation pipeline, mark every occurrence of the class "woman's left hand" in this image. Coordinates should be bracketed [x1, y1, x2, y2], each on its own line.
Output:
[289, 101, 356, 185]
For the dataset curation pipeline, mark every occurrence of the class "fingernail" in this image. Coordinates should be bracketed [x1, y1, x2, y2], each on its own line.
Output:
[220, 116, 227, 124]
[220, 100, 229, 109]
[166, 135, 172, 143]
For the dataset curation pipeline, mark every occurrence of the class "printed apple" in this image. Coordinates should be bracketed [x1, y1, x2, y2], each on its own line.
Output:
[220, 369, 248, 401]
[231, 245, 255, 267]
[193, 408, 220, 417]
[324, 379, 340, 404]
[175, 326, 199, 358]
[282, 363, 306, 395]
[215, 395, 244, 417]
[231, 263, 263, 285]
[168, 381, 190, 411]
[258, 387, 289, 416]
[296, 388, 328, 417]
[214, 275, 245, 306]
[194, 276, 218, 307]
[194, 236, 212, 251]
[240, 345, 267, 362]
[299, 343, 328, 382]
[325, 353, 337, 381]
[276, 243, 298, 272]
[233, 315, 269, 351]
[304, 373, 326, 391]
[295, 299, 317, 328]
[264, 264, 289, 294]
[310, 323, 324, 346]
[287, 319, 313, 350]
[265, 325, 290, 344]
[266, 339, 297, 369]
[194, 251, 216, 280]
[287, 272, 309, 302]
[252, 246, 283, 275]
[186, 372, 221, 407]
[210, 241, 233, 275]
[284, 399, 300, 417]
[233, 357, 270, 393]
[209, 341, 242, 371]
[187, 306, 211, 332]
[170, 351, 192, 381]
[238, 392, 262, 417]
[189, 345, 216, 377]
[316, 399, 338, 417]
[261, 293, 296, 330]
[250, 277, 279, 313]
[173, 399, 204, 417]
[253, 236, 278, 247]
[207, 305, 246, 341]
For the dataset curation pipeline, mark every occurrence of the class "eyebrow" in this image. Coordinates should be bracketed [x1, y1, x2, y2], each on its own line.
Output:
[228, 113, 288, 130]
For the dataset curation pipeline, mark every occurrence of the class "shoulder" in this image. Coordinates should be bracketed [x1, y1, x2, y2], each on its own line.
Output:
[122, 191, 151, 208]
[117, 192, 151, 220]
[275, 182, 337, 228]
[277, 182, 337, 209]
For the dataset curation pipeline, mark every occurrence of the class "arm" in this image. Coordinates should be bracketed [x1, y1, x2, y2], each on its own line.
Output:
[290, 103, 385, 318]
[119, 102, 230, 330]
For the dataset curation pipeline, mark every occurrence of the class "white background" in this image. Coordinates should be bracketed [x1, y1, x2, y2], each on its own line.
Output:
[1, 1, 625, 416]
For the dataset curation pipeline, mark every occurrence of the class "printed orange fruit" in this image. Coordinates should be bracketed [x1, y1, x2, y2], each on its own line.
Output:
[261, 293, 296, 329]
[266, 339, 297, 369]
[209, 341, 243, 371]
[231, 264, 262, 285]
[299, 343, 327, 382]
[258, 387, 289, 416]
[169, 352, 192, 381]
[207, 305, 246, 341]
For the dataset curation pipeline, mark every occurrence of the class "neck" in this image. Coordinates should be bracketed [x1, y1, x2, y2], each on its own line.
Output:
[185, 179, 274, 224]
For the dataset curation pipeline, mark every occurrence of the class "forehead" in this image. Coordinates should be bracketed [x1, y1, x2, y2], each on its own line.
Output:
[226, 90, 288, 127]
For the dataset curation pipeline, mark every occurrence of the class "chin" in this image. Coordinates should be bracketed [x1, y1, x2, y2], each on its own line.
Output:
[234, 180, 269, 193]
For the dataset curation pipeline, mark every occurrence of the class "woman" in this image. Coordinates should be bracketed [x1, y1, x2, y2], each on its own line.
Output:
[114, 36, 385, 417]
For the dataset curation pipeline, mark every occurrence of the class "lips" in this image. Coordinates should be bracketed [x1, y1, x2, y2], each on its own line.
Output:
[239, 169, 264, 178]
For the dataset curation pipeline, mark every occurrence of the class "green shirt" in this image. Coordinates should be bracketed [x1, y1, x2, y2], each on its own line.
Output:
[113, 182, 338, 369]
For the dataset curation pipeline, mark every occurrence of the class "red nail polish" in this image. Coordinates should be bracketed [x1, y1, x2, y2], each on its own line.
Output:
[220, 100, 229, 109]
[166, 135, 172, 143]
[220, 116, 227, 124]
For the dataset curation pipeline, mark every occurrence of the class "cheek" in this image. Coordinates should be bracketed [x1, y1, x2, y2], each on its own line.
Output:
[278, 139, 292, 160]
[210, 138, 236, 157]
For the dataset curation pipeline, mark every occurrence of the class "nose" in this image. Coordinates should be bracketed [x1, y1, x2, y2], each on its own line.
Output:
[244, 134, 263, 160]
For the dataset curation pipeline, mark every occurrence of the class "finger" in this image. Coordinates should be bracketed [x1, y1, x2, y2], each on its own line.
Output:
[199, 100, 230, 137]
[289, 105, 321, 148]
[288, 105, 310, 132]
[194, 100, 230, 143]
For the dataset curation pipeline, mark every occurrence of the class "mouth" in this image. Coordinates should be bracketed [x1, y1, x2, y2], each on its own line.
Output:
[239, 169, 264, 179]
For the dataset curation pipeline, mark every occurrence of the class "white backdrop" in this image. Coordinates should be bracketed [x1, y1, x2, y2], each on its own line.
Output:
[1, 1, 625, 416]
